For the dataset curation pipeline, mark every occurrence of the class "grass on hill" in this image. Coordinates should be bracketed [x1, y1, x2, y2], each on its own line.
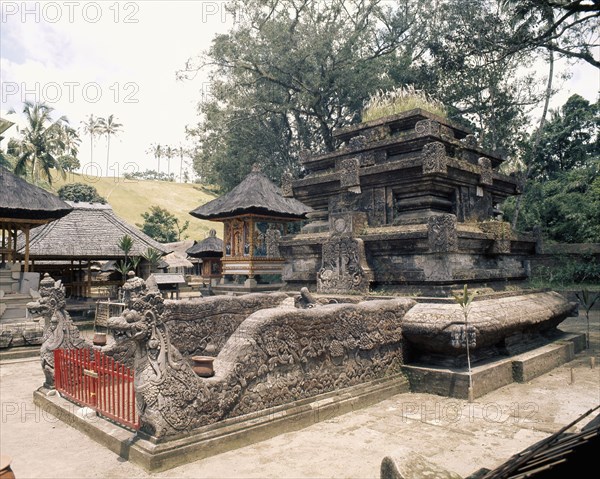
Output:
[49, 171, 222, 242]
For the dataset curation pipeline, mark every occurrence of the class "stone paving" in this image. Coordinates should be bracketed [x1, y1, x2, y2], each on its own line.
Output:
[0, 312, 598, 479]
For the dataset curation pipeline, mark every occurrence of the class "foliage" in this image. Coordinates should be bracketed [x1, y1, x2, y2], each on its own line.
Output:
[138, 205, 189, 243]
[57, 183, 106, 203]
[98, 114, 123, 175]
[362, 86, 447, 122]
[57, 155, 80, 172]
[503, 95, 599, 242]
[182, 0, 424, 191]
[529, 255, 600, 287]
[9, 101, 77, 185]
[526, 94, 599, 181]
[499, 0, 599, 68]
[80, 114, 102, 165]
[117, 234, 134, 258]
[123, 169, 175, 182]
[142, 247, 163, 272]
[575, 288, 600, 349]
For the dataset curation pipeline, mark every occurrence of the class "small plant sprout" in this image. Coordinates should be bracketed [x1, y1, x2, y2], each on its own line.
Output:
[453, 284, 477, 402]
[575, 289, 599, 350]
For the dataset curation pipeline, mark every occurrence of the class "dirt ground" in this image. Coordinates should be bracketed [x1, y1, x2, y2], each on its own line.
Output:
[0, 311, 598, 479]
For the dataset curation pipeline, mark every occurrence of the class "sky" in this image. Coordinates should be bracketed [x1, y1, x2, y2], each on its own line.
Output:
[0, 1, 598, 181]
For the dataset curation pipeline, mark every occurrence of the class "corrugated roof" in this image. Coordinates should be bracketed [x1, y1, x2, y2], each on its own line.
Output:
[189, 167, 311, 220]
[0, 167, 73, 221]
[16, 201, 169, 259]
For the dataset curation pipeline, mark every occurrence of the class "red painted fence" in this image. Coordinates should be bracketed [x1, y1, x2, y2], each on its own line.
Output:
[54, 348, 139, 430]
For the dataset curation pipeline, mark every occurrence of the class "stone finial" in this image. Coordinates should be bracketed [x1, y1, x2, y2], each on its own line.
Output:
[337, 157, 361, 189]
[281, 170, 294, 197]
[208, 229, 217, 238]
[478, 157, 493, 186]
[251, 163, 262, 173]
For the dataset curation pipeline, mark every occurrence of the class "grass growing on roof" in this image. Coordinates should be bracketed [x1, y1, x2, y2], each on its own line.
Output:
[362, 86, 447, 122]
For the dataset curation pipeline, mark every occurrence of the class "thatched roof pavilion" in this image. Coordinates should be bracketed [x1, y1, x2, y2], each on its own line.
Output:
[1, 167, 73, 272]
[189, 166, 311, 290]
[186, 229, 224, 281]
[14, 201, 169, 297]
[190, 166, 311, 221]
[16, 201, 168, 259]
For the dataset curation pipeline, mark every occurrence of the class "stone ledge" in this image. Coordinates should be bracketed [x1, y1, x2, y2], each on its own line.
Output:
[402, 333, 586, 399]
[34, 373, 410, 472]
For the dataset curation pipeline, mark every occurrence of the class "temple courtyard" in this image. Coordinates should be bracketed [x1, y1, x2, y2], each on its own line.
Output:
[1, 311, 598, 479]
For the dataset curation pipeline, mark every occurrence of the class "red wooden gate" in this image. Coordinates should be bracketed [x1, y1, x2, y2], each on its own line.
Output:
[54, 348, 139, 430]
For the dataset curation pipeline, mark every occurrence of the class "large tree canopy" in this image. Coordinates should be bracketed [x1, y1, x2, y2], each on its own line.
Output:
[183, 0, 596, 193]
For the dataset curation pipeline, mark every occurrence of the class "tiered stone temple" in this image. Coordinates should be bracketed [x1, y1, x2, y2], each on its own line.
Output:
[281, 108, 537, 294]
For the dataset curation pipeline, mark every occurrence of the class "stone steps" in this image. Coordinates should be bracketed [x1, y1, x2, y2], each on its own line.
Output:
[0, 293, 32, 320]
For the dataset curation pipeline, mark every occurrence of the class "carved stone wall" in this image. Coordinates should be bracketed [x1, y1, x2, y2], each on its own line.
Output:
[108, 285, 414, 438]
[317, 235, 372, 294]
[105, 292, 288, 365]
[428, 215, 458, 253]
[422, 142, 447, 174]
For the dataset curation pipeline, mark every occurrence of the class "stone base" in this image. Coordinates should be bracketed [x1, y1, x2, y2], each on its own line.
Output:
[34, 373, 410, 472]
[211, 283, 286, 296]
[402, 333, 585, 399]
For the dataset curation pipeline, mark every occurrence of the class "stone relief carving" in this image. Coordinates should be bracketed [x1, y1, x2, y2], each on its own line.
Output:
[478, 157, 493, 186]
[281, 171, 294, 197]
[317, 236, 370, 294]
[108, 277, 414, 438]
[27, 273, 88, 388]
[348, 135, 367, 150]
[337, 157, 361, 189]
[422, 142, 447, 174]
[462, 134, 478, 148]
[415, 119, 441, 136]
[428, 214, 458, 253]
[265, 227, 282, 258]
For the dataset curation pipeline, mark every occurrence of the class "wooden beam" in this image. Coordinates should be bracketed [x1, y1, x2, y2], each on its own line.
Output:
[23, 227, 30, 273]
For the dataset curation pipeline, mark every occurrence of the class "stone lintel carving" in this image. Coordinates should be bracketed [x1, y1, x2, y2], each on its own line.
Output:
[281, 171, 294, 197]
[317, 235, 372, 294]
[415, 119, 441, 136]
[462, 134, 478, 148]
[337, 157, 361, 189]
[362, 125, 390, 143]
[478, 157, 493, 186]
[27, 273, 88, 388]
[489, 239, 511, 254]
[427, 214, 458, 253]
[348, 135, 367, 150]
[422, 142, 447, 175]
[328, 211, 368, 236]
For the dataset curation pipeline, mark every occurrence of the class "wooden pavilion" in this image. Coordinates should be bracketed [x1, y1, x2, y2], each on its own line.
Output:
[15, 201, 169, 297]
[0, 167, 73, 273]
[189, 165, 311, 289]
[186, 229, 224, 284]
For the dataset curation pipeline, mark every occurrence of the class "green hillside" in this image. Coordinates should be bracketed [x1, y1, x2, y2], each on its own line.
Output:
[49, 172, 222, 241]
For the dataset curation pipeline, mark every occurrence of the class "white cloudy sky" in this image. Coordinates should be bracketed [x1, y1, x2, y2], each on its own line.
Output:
[1, 1, 598, 180]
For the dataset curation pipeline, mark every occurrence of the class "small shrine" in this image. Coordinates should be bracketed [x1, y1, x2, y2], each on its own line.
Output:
[186, 229, 224, 285]
[189, 165, 311, 291]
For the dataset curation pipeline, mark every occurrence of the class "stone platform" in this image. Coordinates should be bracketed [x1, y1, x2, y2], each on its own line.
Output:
[33, 373, 410, 472]
[403, 332, 585, 399]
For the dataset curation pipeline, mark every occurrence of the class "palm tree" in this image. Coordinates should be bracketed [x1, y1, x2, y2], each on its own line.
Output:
[57, 124, 82, 172]
[80, 114, 102, 169]
[98, 114, 123, 177]
[147, 143, 163, 177]
[164, 145, 175, 178]
[11, 101, 67, 185]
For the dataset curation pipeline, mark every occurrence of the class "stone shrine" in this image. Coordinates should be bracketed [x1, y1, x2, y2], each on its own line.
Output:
[280, 108, 537, 294]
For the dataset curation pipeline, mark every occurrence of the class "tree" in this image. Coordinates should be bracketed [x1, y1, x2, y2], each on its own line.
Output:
[147, 143, 163, 175]
[10, 101, 69, 185]
[182, 0, 425, 191]
[57, 183, 106, 203]
[500, 0, 599, 69]
[138, 205, 189, 243]
[98, 114, 123, 176]
[81, 114, 102, 168]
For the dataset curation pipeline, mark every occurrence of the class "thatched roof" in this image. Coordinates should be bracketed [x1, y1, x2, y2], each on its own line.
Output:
[0, 167, 73, 221]
[163, 251, 194, 269]
[163, 240, 195, 256]
[186, 229, 223, 257]
[16, 201, 169, 259]
[189, 167, 311, 220]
